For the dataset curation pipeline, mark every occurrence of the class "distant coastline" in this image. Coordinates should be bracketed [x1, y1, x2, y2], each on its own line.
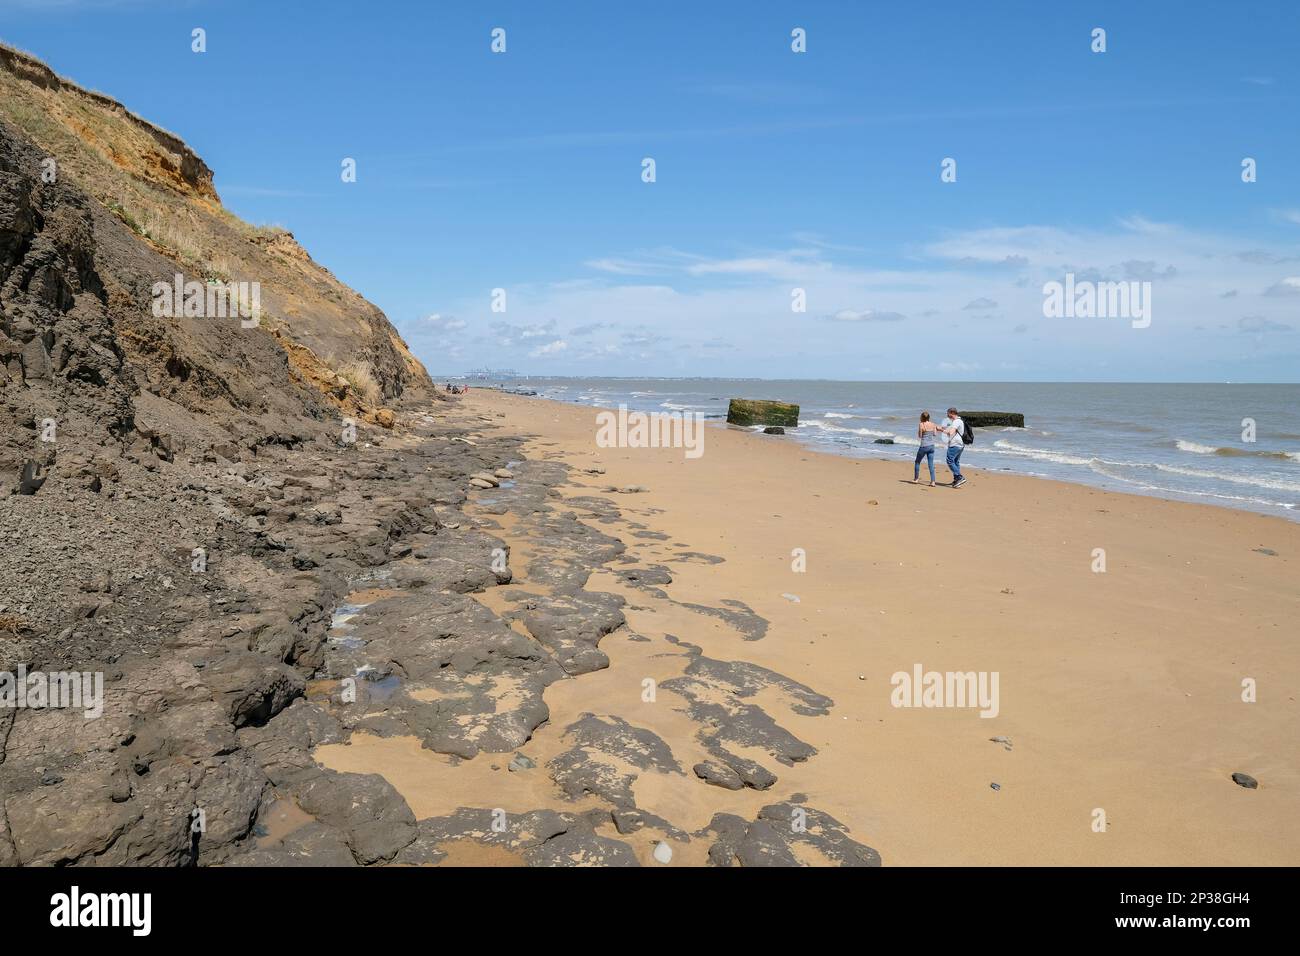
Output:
[438, 377, 1300, 521]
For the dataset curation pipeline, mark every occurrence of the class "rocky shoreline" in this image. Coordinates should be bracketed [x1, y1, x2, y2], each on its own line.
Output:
[1, 394, 879, 866]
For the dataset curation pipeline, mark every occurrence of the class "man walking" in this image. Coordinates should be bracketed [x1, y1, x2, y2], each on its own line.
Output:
[940, 406, 967, 488]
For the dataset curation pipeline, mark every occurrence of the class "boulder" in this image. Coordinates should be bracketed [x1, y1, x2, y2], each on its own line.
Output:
[959, 411, 1025, 428]
[693, 761, 744, 790]
[727, 399, 800, 428]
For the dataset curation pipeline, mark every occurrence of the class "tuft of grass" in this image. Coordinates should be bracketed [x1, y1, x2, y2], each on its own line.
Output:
[106, 200, 142, 235]
[337, 360, 382, 406]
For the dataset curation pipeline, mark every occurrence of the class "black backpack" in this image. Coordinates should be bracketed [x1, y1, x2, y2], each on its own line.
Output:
[961, 421, 975, 445]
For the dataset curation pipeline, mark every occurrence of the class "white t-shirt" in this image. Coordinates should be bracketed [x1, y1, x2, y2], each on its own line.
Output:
[943, 416, 964, 448]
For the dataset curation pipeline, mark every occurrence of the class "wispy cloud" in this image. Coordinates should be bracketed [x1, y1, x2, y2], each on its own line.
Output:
[827, 309, 906, 322]
[420, 218, 1300, 377]
[1239, 315, 1293, 333]
[1263, 277, 1300, 296]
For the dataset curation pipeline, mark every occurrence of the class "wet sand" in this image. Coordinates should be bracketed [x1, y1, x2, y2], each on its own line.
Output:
[318, 389, 1300, 865]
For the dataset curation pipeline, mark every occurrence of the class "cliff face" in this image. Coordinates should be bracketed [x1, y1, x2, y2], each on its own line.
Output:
[0, 40, 430, 446]
[0, 45, 449, 867]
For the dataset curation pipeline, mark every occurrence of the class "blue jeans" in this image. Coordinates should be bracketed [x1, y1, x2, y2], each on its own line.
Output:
[914, 445, 935, 482]
[946, 444, 964, 480]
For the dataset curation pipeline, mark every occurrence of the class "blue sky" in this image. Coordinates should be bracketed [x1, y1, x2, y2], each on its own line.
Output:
[3, 0, 1298, 380]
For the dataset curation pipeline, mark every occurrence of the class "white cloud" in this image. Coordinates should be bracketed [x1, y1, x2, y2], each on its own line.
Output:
[529, 339, 568, 358]
[417, 220, 1300, 378]
[828, 309, 906, 322]
[1264, 277, 1300, 297]
[424, 314, 466, 332]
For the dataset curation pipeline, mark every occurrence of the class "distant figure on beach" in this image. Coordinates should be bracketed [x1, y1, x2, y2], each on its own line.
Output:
[913, 412, 938, 485]
[940, 406, 967, 488]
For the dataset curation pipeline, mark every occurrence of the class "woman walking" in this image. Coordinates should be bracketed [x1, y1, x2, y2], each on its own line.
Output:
[914, 411, 939, 485]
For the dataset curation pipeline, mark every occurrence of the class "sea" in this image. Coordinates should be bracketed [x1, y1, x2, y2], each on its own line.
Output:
[453, 378, 1300, 521]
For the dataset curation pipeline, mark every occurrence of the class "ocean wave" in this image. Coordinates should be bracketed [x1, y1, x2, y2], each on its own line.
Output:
[800, 420, 895, 438]
[1175, 439, 1300, 462]
[990, 438, 1300, 492]
[1151, 462, 1300, 493]
[823, 412, 855, 419]
[989, 440, 1097, 467]
[1090, 463, 1294, 509]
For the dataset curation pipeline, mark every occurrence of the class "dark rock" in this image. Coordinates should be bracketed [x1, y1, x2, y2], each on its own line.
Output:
[203, 652, 306, 727]
[293, 772, 417, 864]
[727, 398, 800, 428]
[548, 713, 682, 807]
[959, 411, 1025, 428]
[700, 802, 880, 867]
[693, 761, 744, 790]
[508, 753, 536, 772]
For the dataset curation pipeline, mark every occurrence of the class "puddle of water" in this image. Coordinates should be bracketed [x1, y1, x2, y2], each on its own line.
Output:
[255, 797, 316, 847]
[358, 672, 403, 702]
[326, 588, 399, 645]
[330, 603, 366, 630]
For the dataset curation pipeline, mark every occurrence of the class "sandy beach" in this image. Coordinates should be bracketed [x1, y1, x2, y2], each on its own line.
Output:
[315, 390, 1300, 866]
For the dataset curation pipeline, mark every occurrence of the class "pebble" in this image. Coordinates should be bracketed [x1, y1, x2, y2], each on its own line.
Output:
[653, 841, 673, 864]
[1231, 772, 1258, 789]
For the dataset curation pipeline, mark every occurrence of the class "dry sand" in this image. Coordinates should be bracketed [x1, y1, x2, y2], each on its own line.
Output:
[320, 389, 1300, 865]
